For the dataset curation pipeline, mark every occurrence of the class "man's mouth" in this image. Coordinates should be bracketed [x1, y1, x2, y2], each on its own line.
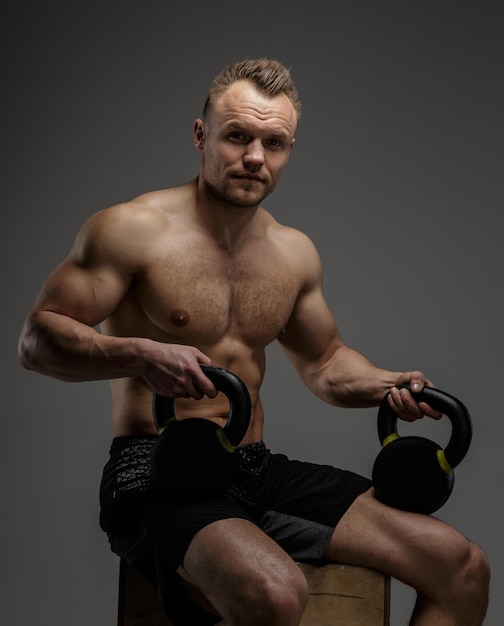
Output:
[237, 174, 263, 183]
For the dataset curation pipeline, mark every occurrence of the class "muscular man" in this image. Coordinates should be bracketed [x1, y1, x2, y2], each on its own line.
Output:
[19, 58, 489, 625]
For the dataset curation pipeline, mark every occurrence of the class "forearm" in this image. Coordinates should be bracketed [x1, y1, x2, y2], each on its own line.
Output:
[308, 345, 402, 408]
[18, 310, 143, 382]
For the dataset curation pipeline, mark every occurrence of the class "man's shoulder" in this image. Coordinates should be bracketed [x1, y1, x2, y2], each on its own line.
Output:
[130, 184, 190, 210]
[257, 213, 322, 285]
[88, 184, 191, 232]
[263, 212, 318, 254]
[73, 188, 185, 264]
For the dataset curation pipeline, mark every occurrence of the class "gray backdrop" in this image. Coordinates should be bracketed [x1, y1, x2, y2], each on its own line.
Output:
[3, 1, 503, 624]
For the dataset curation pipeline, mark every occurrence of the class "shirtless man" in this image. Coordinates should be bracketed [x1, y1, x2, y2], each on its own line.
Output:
[18, 58, 489, 625]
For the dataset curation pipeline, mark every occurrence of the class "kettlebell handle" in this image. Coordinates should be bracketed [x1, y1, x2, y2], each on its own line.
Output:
[378, 385, 473, 469]
[152, 365, 251, 447]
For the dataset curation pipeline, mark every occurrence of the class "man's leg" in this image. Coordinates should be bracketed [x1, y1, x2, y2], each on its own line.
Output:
[177, 517, 310, 626]
[323, 488, 490, 626]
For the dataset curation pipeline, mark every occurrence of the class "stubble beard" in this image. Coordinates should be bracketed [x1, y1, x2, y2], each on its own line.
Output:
[207, 177, 276, 212]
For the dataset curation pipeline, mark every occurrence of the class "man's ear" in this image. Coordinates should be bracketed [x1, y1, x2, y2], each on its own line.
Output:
[194, 119, 205, 150]
[286, 137, 296, 162]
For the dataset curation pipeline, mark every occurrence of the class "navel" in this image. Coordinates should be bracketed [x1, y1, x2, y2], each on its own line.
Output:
[170, 308, 190, 327]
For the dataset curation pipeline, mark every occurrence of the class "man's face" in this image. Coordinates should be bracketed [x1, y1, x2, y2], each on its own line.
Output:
[194, 80, 297, 209]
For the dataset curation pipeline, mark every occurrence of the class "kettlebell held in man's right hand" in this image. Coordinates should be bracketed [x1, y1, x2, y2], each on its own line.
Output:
[372, 385, 473, 514]
[150, 365, 251, 496]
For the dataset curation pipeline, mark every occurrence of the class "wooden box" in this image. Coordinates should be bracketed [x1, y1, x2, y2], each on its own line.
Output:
[118, 559, 390, 625]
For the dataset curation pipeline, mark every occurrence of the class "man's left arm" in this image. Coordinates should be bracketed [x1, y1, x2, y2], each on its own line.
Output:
[278, 261, 440, 421]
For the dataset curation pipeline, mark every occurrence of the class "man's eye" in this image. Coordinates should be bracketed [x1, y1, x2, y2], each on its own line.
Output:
[266, 139, 282, 148]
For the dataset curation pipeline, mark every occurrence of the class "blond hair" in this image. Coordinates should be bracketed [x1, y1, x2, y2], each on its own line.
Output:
[204, 58, 302, 122]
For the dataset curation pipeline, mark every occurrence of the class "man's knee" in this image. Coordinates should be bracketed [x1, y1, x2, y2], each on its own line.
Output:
[428, 536, 490, 614]
[226, 565, 309, 626]
[457, 542, 490, 596]
[259, 569, 309, 624]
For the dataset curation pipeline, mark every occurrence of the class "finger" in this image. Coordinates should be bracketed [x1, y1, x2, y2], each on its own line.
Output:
[392, 373, 442, 420]
[400, 386, 426, 417]
[408, 370, 430, 393]
[194, 367, 218, 399]
[388, 386, 424, 422]
[407, 376, 443, 419]
[196, 351, 213, 366]
[418, 401, 443, 420]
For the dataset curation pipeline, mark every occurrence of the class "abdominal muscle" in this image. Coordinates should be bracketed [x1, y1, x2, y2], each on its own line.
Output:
[108, 349, 267, 445]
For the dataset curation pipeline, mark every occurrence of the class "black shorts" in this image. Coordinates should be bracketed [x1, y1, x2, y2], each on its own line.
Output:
[99, 437, 371, 625]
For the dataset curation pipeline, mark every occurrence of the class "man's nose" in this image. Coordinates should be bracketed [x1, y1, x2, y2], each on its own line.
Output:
[243, 140, 265, 166]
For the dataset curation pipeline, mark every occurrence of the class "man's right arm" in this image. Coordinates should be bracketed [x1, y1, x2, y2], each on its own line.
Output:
[18, 205, 215, 399]
[19, 255, 137, 381]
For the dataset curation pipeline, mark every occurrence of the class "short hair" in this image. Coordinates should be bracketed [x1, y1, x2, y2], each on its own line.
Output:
[203, 58, 302, 122]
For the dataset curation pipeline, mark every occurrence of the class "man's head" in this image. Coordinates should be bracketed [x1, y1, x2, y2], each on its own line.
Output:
[203, 58, 302, 125]
[195, 59, 300, 209]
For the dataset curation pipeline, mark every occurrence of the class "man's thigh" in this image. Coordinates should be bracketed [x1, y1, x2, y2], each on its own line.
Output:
[178, 517, 307, 617]
[323, 487, 471, 589]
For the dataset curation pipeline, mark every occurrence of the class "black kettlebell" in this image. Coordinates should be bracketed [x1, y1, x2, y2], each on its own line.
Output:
[372, 385, 472, 514]
[151, 365, 251, 496]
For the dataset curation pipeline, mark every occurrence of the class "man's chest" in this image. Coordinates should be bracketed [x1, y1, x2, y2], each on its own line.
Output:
[135, 250, 300, 345]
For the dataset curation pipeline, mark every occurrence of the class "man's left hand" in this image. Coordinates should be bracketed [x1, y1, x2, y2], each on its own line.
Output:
[387, 371, 443, 422]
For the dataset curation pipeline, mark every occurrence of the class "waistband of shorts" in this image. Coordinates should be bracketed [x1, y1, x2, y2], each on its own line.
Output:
[109, 435, 158, 455]
[236, 441, 269, 462]
[108, 436, 269, 457]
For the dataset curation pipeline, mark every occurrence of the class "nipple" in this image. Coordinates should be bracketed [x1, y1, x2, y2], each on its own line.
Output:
[170, 308, 190, 327]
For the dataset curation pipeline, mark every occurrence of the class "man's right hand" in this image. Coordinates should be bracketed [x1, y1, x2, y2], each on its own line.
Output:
[139, 340, 217, 400]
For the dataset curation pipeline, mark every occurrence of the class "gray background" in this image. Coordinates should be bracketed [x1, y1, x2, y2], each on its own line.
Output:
[2, 1, 503, 624]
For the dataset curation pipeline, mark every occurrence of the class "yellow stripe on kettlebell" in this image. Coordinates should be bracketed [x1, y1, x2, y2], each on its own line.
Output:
[382, 433, 400, 448]
[158, 416, 177, 436]
[217, 429, 236, 453]
[437, 449, 453, 475]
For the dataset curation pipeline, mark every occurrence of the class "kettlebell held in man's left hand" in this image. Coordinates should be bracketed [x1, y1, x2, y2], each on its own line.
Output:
[372, 385, 472, 514]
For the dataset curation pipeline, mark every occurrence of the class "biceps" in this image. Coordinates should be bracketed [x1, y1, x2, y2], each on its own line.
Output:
[32, 260, 131, 326]
[279, 289, 344, 374]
